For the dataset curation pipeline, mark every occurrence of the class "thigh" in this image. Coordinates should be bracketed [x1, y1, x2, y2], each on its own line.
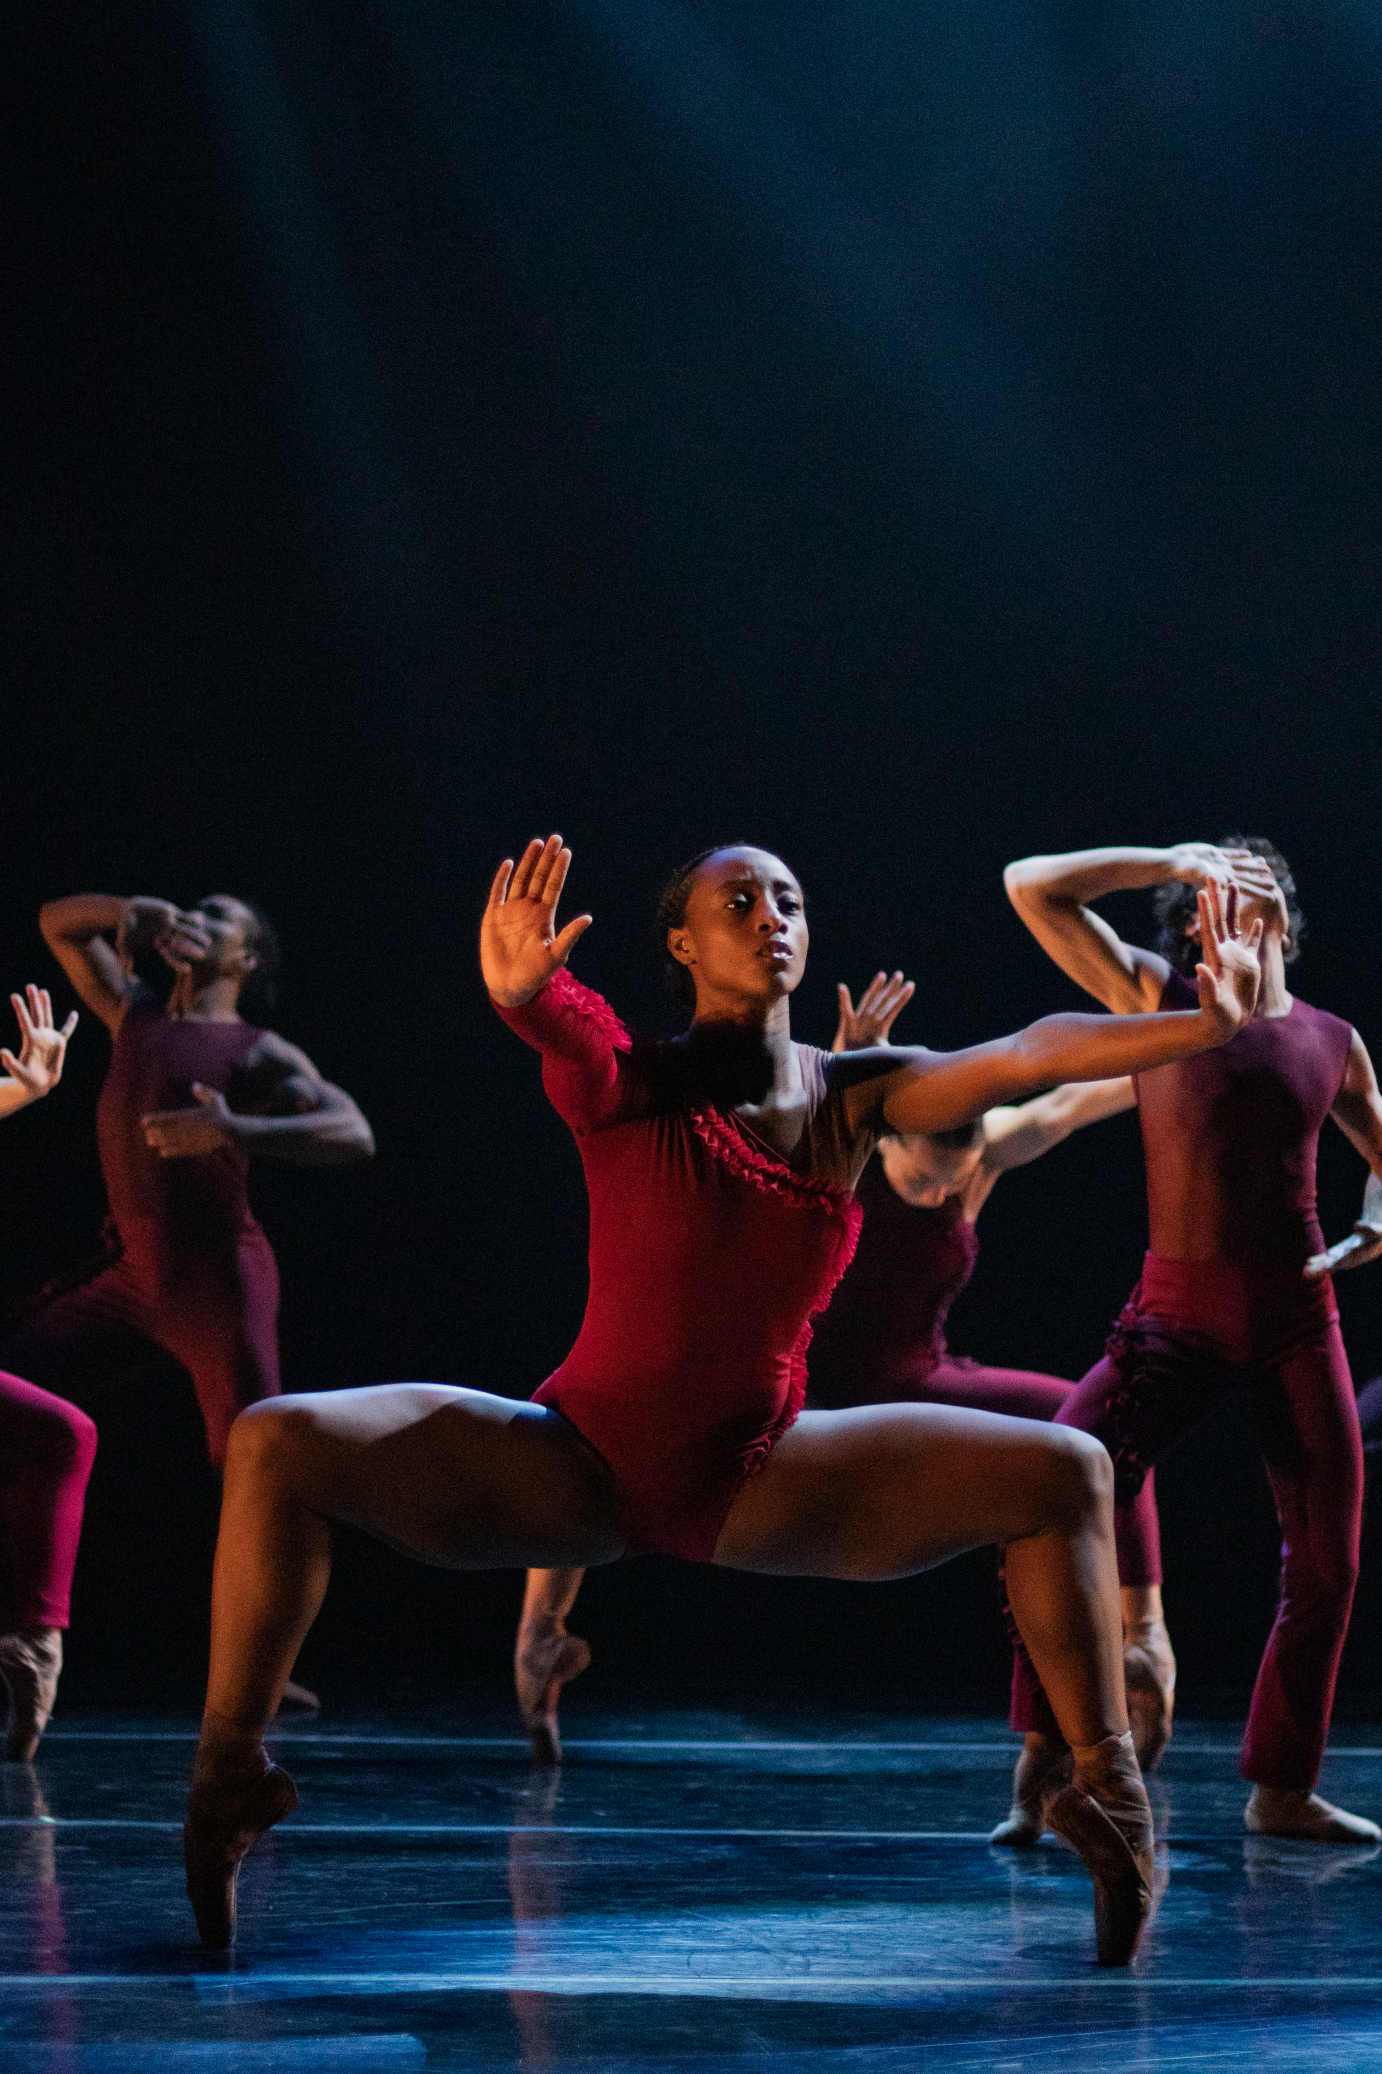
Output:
[0, 1271, 168, 1407]
[710, 1402, 1103, 1581]
[237, 1385, 629, 1569]
[924, 1358, 1070, 1422]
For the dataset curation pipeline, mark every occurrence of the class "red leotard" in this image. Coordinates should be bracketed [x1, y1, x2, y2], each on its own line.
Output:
[0, 994, 281, 1470]
[494, 972, 872, 1561]
[1015, 972, 1361, 1786]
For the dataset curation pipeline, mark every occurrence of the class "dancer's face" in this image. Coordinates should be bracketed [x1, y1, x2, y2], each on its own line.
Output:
[178, 896, 260, 986]
[669, 848, 808, 1013]
[1184, 851, 1291, 957]
[880, 1132, 984, 1208]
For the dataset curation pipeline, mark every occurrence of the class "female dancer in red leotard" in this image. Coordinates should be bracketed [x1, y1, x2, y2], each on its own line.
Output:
[515, 977, 1173, 1773]
[0, 986, 97, 1760]
[183, 836, 1261, 1965]
[1006, 837, 1382, 1845]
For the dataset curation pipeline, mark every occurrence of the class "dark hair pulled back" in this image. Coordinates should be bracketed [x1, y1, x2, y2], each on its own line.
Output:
[654, 845, 758, 1008]
[1151, 835, 1304, 975]
[195, 896, 283, 1019]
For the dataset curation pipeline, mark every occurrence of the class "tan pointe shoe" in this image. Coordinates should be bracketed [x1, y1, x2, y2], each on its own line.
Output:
[0, 1630, 63, 1763]
[274, 1678, 321, 1714]
[1245, 1785, 1382, 1843]
[1047, 1729, 1154, 1967]
[515, 1626, 592, 1764]
[1123, 1644, 1171, 1772]
[184, 1756, 298, 1948]
[990, 1732, 1073, 1846]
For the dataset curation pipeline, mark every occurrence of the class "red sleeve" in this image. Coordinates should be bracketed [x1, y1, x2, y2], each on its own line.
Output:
[490, 968, 633, 1132]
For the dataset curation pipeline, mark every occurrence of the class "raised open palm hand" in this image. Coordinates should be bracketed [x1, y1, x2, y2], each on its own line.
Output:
[1, 986, 79, 1099]
[832, 971, 915, 1053]
[482, 836, 593, 1006]
[1193, 882, 1262, 1034]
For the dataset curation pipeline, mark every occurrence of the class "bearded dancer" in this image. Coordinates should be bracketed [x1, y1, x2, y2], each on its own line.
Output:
[1004, 837, 1382, 1845]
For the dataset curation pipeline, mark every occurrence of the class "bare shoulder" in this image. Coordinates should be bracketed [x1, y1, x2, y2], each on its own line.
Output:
[242, 1027, 319, 1078]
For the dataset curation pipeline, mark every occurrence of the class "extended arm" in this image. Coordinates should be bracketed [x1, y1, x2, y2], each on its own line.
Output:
[141, 1032, 375, 1165]
[0, 988, 79, 1122]
[980, 1077, 1137, 1173]
[1307, 1033, 1382, 1276]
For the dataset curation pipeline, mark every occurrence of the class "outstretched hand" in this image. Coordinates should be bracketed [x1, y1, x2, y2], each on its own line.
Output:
[832, 971, 915, 1053]
[1, 987, 79, 1101]
[482, 836, 593, 1007]
[1193, 882, 1262, 1036]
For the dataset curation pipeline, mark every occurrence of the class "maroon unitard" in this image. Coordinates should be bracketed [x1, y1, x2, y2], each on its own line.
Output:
[494, 973, 872, 1560]
[1013, 973, 1359, 1788]
[0, 996, 281, 1471]
[0, 1372, 96, 1630]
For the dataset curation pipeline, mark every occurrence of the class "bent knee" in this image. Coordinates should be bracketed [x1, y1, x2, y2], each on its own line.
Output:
[1035, 1425, 1114, 1528]
[224, 1396, 321, 1480]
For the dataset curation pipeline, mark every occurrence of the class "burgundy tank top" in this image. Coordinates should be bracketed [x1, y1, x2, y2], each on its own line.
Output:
[97, 994, 265, 1261]
[805, 1157, 980, 1404]
[1135, 971, 1353, 1264]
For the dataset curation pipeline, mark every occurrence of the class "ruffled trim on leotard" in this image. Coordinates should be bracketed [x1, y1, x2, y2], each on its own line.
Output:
[539, 968, 633, 1051]
[688, 1106, 855, 1216]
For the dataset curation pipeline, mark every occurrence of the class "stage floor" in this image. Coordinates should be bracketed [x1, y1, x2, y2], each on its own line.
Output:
[2, 1704, 1381, 2071]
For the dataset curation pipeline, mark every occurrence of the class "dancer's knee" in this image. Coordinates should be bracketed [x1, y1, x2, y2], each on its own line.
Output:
[223, 1397, 317, 1487]
[1035, 1426, 1114, 1533]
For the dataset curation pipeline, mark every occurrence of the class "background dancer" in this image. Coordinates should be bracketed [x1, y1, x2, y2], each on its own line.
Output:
[0, 893, 375, 1708]
[0, 986, 96, 1760]
[1004, 836, 1382, 1844]
[183, 835, 1261, 1964]
[516, 973, 1171, 1770]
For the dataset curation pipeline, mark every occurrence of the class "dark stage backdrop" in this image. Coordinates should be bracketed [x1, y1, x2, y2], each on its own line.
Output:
[7, 0, 1382, 1714]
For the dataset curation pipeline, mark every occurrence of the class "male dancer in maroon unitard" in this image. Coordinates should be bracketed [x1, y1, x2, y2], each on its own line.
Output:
[1004, 837, 1382, 1842]
[0, 895, 374, 1703]
[0, 986, 96, 1760]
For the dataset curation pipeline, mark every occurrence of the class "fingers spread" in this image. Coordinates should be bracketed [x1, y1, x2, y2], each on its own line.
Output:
[486, 859, 516, 911]
[61, 1012, 79, 1038]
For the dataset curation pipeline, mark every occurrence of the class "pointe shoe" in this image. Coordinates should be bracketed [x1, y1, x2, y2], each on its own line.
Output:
[274, 1678, 321, 1714]
[184, 1758, 298, 1948]
[515, 1628, 592, 1765]
[1046, 1730, 1154, 1967]
[0, 1630, 63, 1763]
[990, 1733, 1073, 1846]
[1244, 1785, 1382, 1843]
[1123, 1644, 1171, 1772]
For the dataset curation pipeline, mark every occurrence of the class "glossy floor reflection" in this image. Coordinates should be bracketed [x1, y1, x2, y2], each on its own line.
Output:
[3, 1705, 1382, 2070]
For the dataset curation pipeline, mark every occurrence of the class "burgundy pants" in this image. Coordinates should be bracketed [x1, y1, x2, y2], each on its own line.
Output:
[0, 1232, 281, 1473]
[1011, 1255, 1360, 1789]
[0, 1371, 97, 1630]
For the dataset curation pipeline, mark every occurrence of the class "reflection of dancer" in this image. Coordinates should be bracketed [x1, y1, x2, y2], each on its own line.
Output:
[1006, 837, 1382, 1843]
[517, 974, 1172, 1774]
[1, 894, 373, 1475]
[184, 837, 1261, 1964]
[0, 987, 96, 1761]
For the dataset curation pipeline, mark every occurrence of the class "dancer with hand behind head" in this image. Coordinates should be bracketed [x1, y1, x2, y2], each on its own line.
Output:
[184, 835, 1260, 1965]
[1005, 836, 1382, 1844]
[0, 986, 96, 1760]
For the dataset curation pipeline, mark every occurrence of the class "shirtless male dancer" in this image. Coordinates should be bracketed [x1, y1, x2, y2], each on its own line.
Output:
[514, 975, 1169, 1766]
[0, 895, 374, 1706]
[1004, 837, 1382, 1844]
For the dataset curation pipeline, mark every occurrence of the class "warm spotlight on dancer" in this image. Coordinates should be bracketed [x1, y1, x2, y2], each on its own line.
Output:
[0, 892, 375, 1711]
[516, 975, 1173, 1773]
[184, 837, 1261, 1964]
[0, 987, 96, 1760]
[1005, 837, 1382, 1844]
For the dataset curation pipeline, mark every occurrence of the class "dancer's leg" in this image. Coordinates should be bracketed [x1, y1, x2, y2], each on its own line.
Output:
[516, 1568, 590, 1763]
[186, 1384, 625, 1945]
[713, 1403, 1152, 1964]
[0, 1373, 98, 1761]
[1241, 1324, 1377, 1840]
[156, 1234, 282, 1474]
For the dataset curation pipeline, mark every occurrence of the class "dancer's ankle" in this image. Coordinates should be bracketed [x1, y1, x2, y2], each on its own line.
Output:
[195, 1710, 269, 1781]
[1070, 1730, 1142, 1794]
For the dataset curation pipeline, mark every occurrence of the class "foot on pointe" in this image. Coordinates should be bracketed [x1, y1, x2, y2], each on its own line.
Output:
[274, 1678, 321, 1714]
[515, 1628, 592, 1765]
[0, 1630, 63, 1763]
[1123, 1644, 1172, 1773]
[1046, 1730, 1154, 1966]
[1245, 1786, 1382, 1843]
[989, 1732, 1073, 1847]
[184, 1752, 299, 1948]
